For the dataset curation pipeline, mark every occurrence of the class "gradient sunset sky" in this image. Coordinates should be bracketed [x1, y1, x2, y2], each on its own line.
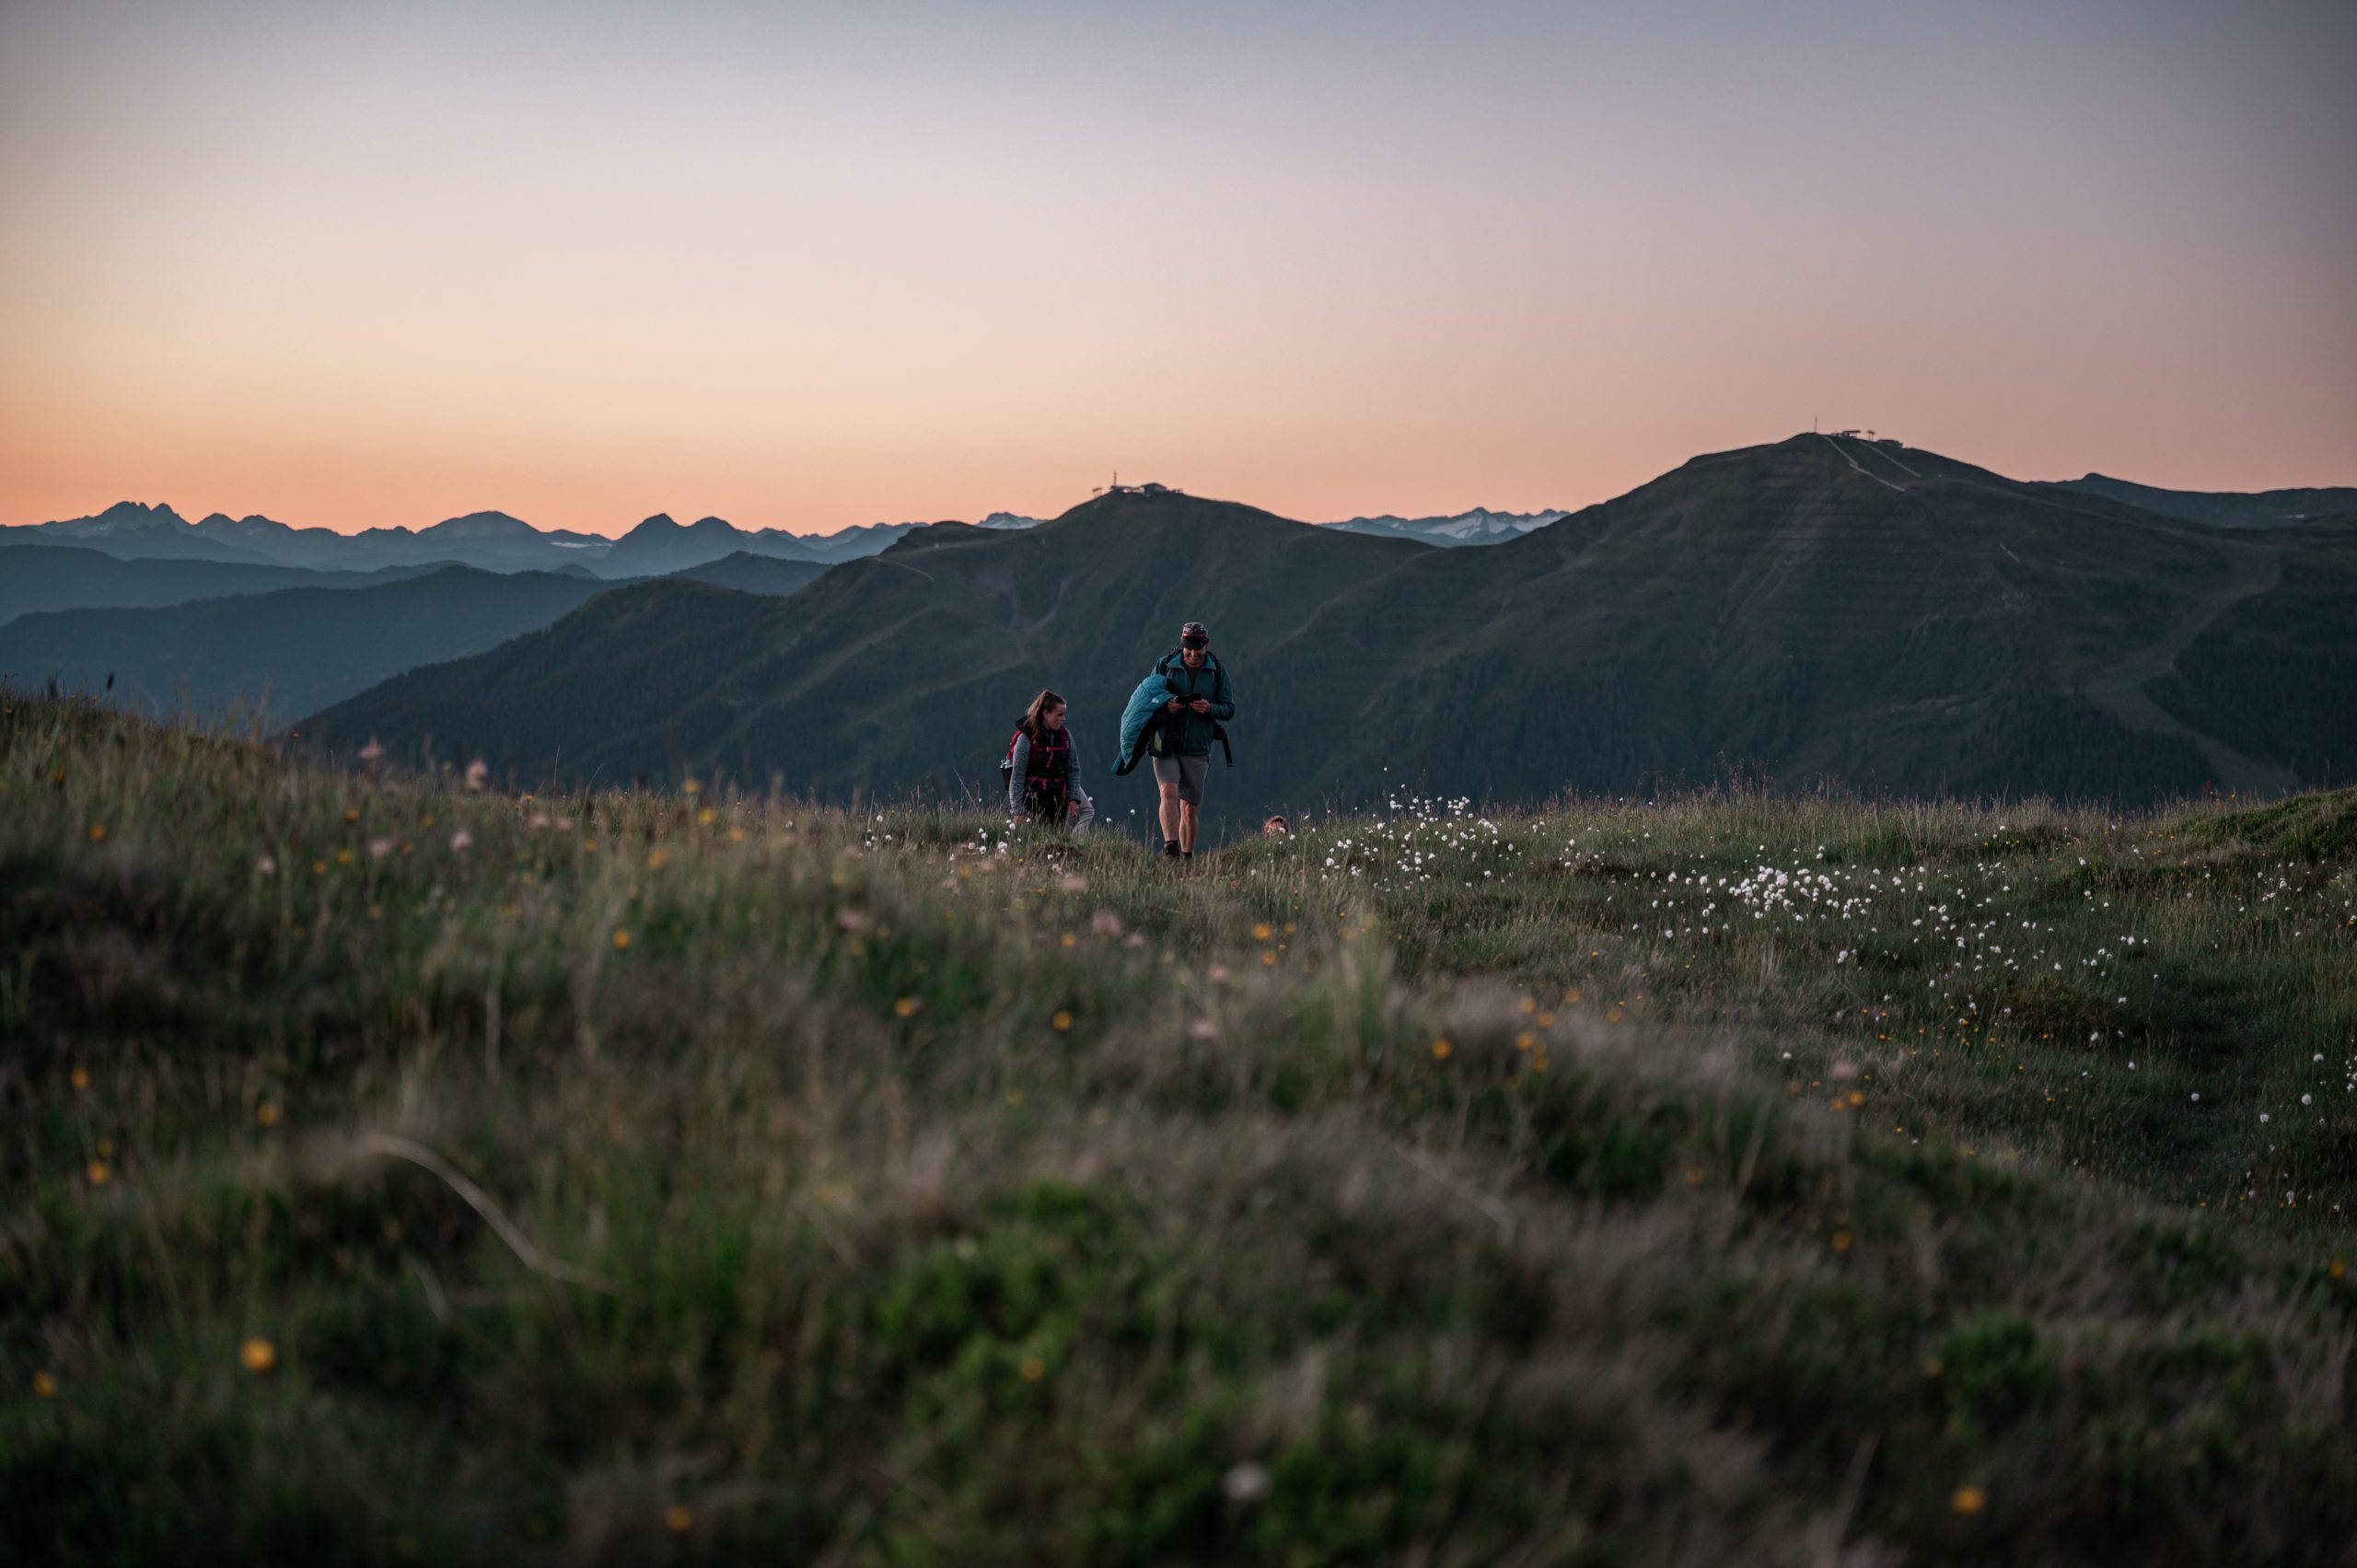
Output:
[3, 0, 2351, 538]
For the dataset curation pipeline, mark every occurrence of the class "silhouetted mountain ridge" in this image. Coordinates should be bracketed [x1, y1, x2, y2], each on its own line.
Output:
[0, 545, 853, 718]
[308, 434, 2357, 818]
[0, 542, 438, 627]
[0, 564, 626, 721]
[2048, 474, 2357, 529]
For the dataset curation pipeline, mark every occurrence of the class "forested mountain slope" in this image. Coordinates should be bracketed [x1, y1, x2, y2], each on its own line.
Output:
[308, 437, 2357, 819]
[0, 566, 621, 722]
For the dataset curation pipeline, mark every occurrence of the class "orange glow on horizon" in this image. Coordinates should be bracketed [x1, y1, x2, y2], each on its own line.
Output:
[3, 3, 2351, 535]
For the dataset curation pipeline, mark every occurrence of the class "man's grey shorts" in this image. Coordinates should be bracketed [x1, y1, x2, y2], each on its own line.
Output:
[1151, 753, 1209, 806]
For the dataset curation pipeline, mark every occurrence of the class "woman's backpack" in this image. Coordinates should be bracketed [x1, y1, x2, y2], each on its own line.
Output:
[1001, 726, 1071, 790]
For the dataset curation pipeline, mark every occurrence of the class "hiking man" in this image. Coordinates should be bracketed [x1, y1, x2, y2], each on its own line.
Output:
[1112, 621, 1234, 859]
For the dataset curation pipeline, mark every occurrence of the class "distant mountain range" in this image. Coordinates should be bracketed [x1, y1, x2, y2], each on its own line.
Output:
[300, 435, 2356, 813]
[10, 501, 619, 574]
[0, 549, 833, 720]
[0, 501, 961, 579]
[14, 464, 2339, 594]
[11, 439, 2348, 813]
[0, 499, 1592, 589]
[1323, 507, 1569, 545]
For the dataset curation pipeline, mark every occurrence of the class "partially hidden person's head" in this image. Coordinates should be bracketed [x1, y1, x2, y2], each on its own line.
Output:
[1022, 689, 1066, 737]
[1178, 621, 1210, 668]
[1262, 814, 1292, 838]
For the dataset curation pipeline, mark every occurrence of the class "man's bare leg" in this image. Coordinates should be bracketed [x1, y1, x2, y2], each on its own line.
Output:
[1159, 783, 1182, 846]
[1179, 802, 1200, 854]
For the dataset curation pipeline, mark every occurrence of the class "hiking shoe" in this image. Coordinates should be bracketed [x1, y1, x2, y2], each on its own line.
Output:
[1162, 841, 1180, 858]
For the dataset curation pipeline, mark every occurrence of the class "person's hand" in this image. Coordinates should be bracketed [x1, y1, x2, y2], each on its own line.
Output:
[1189, 698, 1212, 714]
[1165, 698, 1184, 713]
[1065, 800, 1080, 821]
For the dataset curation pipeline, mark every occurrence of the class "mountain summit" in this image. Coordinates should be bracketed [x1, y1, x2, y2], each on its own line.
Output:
[419, 510, 540, 539]
[84, 500, 194, 533]
[600, 513, 824, 575]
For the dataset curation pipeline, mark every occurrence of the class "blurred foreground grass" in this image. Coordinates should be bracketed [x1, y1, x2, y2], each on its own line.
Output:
[5, 694, 2355, 1565]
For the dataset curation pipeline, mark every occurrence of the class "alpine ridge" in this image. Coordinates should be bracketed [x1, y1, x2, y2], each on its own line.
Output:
[304, 435, 2357, 819]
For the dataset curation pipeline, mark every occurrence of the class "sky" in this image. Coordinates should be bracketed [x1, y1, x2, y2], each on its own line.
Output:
[2, 0, 2351, 538]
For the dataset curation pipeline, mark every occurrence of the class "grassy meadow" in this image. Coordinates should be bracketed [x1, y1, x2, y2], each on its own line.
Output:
[6, 692, 2357, 1565]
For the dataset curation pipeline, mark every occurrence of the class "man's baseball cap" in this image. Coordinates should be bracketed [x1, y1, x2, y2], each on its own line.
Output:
[1179, 621, 1211, 648]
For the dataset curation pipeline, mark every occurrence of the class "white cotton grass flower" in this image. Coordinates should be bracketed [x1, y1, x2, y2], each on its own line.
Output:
[449, 830, 473, 852]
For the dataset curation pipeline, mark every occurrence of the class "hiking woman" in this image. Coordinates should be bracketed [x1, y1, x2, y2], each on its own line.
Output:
[1004, 689, 1094, 830]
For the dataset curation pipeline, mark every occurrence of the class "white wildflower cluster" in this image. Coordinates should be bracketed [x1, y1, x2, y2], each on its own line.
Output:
[1310, 795, 1516, 886]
